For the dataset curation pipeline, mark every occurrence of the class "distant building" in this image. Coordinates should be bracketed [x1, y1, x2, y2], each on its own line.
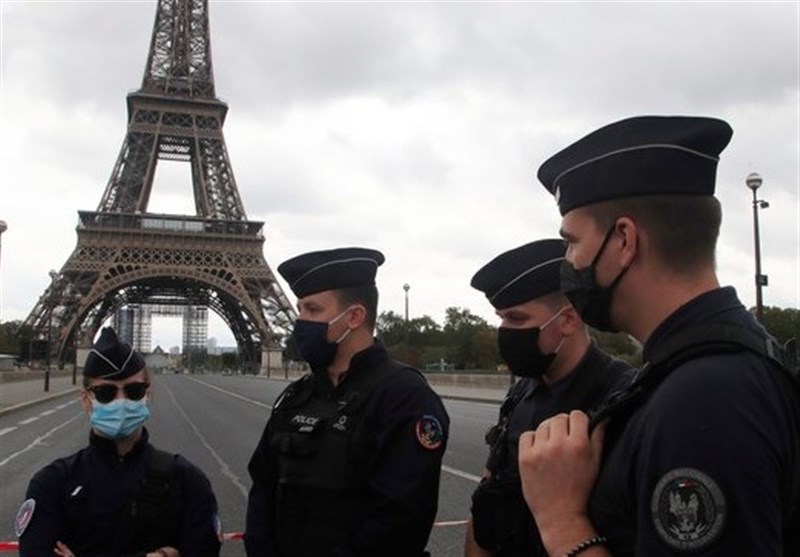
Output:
[0, 354, 19, 372]
[145, 346, 169, 372]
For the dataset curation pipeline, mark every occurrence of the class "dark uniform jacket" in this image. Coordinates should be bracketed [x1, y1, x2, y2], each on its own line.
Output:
[18, 428, 221, 557]
[591, 287, 800, 556]
[472, 343, 633, 555]
[244, 342, 450, 557]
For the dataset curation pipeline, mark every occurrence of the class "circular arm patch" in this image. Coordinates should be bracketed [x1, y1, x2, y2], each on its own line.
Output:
[651, 467, 726, 552]
[415, 415, 444, 450]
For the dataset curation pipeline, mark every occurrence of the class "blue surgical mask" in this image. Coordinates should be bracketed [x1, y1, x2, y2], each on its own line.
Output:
[291, 307, 353, 373]
[90, 398, 150, 439]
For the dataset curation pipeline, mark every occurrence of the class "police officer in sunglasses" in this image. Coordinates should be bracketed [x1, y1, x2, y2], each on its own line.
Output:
[16, 327, 222, 557]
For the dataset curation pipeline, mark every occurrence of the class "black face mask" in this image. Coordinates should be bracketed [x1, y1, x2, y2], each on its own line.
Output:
[290, 308, 352, 373]
[560, 224, 629, 332]
[497, 309, 565, 378]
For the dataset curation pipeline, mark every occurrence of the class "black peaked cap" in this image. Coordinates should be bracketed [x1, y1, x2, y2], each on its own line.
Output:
[83, 327, 145, 380]
[471, 239, 566, 309]
[537, 115, 733, 215]
[278, 247, 385, 298]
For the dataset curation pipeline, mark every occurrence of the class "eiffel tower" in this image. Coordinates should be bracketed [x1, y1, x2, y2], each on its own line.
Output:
[24, 0, 295, 373]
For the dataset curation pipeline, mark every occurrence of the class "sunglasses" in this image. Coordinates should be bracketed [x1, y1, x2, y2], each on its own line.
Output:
[88, 382, 150, 404]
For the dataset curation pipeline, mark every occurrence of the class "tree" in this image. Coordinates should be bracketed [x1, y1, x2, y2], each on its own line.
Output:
[0, 320, 34, 360]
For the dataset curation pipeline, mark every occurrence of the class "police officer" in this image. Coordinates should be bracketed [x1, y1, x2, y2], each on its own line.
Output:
[465, 239, 632, 557]
[15, 327, 222, 557]
[244, 247, 450, 557]
[518, 115, 800, 556]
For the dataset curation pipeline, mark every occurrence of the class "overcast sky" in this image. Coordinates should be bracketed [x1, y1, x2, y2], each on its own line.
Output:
[1, 0, 798, 350]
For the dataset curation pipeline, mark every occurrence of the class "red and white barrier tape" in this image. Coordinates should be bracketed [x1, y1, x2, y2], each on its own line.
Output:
[0, 521, 467, 551]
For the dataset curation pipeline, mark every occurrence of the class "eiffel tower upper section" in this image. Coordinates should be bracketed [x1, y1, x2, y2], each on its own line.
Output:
[24, 0, 295, 371]
[98, 0, 244, 220]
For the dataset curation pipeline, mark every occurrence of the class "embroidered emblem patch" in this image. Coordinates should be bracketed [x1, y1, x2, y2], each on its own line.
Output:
[651, 467, 726, 552]
[415, 415, 444, 450]
[14, 498, 36, 538]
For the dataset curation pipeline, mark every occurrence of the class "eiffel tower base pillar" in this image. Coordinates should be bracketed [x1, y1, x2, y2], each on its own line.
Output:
[261, 348, 284, 377]
[76, 348, 91, 381]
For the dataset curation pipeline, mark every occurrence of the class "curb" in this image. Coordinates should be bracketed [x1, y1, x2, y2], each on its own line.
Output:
[0, 388, 80, 417]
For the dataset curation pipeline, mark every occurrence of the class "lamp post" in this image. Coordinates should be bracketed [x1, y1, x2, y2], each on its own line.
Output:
[45, 269, 58, 392]
[403, 284, 410, 361]
[745, 172, 769, 322]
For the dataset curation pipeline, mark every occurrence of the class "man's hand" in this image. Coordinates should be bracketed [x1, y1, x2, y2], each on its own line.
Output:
[518, 411, 606, 555]
[54, 541, 74, 557]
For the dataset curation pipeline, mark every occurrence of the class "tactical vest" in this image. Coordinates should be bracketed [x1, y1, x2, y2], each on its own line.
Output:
[267, 361, 398, 557]
[61, 447, 181, 554]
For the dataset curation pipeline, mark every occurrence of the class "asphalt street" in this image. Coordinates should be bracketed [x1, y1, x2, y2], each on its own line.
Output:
[0, 374, 501, 556]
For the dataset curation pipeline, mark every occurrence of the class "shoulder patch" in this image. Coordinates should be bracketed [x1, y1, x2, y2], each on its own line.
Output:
[14, 498, 36, 538]
[415, 415, 444, 450]
[651, 467, 726, 552]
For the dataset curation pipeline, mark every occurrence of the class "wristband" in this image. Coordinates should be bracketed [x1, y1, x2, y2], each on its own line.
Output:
[563, 535, 608, 557]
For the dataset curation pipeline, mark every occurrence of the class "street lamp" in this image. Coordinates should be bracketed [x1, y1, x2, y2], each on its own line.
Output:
[45, 269, 58, 392]
[403, 284, 410, 361]
[745, 172, 769, 322]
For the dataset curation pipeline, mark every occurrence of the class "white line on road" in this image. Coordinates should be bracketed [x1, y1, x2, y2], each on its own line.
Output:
[0, 412, 84, 467]
[0, 427, 18, 436]
[441, 464, 482, 483]
[56, 401, 77, 410]
[40, 409, 56, 416]
[162, 382, 251, 500]
[183, 376, 272, 409]
[18, 417, 39, 425]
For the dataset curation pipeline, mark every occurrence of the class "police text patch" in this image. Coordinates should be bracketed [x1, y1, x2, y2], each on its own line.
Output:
[651, 467, 726, 552]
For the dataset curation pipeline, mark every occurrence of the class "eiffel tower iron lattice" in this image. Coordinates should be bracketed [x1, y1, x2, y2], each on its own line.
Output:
[24, 0, 296, 372]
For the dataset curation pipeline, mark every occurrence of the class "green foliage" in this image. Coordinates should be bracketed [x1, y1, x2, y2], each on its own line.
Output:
[0, 320, 34, 359]
[760, 306, 799, 346]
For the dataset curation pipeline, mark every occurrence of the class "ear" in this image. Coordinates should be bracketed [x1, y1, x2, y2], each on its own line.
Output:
[347, 305, 367, 329]
[79, 390, 93, 415]
[615, 216, 639, 267]
[558, 305, 582, 336]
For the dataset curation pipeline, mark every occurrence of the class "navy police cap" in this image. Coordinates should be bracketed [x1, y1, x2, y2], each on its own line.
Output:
[471, 239, 566, 309]
[278, 247, 385, 298]
[83, 327, 145, 380]
[537, 115, 733, 215]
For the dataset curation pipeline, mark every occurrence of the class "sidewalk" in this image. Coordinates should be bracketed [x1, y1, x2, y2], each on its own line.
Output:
[0, 374, 505, 417]
[0, 375, 80, 415]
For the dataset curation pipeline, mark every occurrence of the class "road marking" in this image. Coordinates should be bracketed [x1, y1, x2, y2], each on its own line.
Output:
[0, 412, 84, 468]
[0, 427, 18, 436]
[441, 464, 482, 483]
[182, 376, 272, 409]
[162, 382, 251, 499]
[56, 401, 77, 410]
[18, 417, 38, 425]
[434, 519, 469, 527]
[40, 409, 56, 416]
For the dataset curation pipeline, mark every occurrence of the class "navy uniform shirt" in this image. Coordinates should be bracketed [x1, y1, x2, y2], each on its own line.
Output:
[245, 341, 450, 557]
[17, 428, 221, 556]
[473, 343, 632, 555]
[492, 342, 633, 476]
[591, 287, 800, 555]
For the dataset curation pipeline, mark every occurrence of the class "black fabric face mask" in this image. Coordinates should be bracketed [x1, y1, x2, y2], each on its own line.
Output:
[560, 224, 629, 333]
[290, 308, 353, 373]
[496, 308, 566, 378]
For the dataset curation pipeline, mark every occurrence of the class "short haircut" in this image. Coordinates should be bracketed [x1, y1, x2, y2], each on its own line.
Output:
[583, 195, 721, 274]
[334, 285, 379, 329]
[538, 291, 571, 313]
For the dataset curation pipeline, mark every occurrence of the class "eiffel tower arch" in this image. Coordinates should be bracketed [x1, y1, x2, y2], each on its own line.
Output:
[23, 0, 295, 373]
